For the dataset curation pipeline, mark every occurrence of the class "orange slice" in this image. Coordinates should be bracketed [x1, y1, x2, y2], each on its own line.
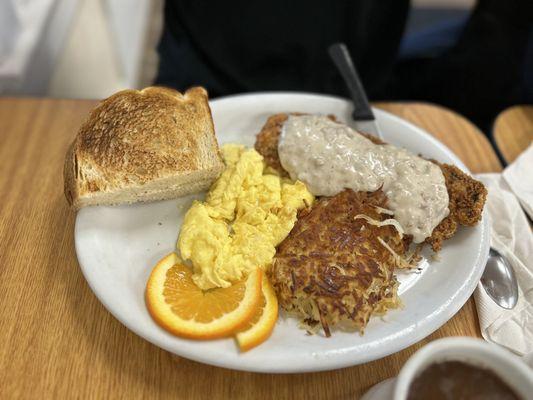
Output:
[235, 276, 278, 352]
[146, 253, 262, 339]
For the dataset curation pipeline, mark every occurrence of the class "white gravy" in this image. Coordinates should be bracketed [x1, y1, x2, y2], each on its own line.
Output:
[278, 115, 449, 243]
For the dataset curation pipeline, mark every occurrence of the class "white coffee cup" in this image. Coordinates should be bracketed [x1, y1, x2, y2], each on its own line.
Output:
[362, 337, 533, 400]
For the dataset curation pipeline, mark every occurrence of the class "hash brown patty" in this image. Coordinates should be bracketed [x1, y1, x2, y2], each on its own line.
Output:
[270, 189, 405, 336]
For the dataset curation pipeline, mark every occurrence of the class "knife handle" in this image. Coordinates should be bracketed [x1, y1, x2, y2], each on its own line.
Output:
[328, 43, 375, 121]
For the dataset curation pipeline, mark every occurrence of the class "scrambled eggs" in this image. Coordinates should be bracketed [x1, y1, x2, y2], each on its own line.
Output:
[178, 144, 314, 290]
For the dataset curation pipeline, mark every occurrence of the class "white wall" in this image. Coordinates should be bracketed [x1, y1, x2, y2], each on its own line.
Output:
[49, 0, 162, 99]
[48, 0, 125, 99]
[0, 0, 161, 99]
[0, 0, 78, 95]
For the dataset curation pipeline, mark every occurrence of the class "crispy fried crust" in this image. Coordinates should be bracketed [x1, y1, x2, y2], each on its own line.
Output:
[254, 114, 290, 177]
[426, 162, 487, 251]
[254, 113, 486, 251]
[270, 189, 405, 335]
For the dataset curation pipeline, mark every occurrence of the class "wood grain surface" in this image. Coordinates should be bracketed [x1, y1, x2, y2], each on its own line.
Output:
[493, 105, 533, 164]
[0, 98, 501, 400]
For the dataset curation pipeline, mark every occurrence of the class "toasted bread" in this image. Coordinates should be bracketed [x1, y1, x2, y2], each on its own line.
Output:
[64, 86, 224, 209]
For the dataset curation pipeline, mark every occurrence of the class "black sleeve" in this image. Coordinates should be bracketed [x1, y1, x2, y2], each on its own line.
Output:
[384, 0, 532, 130]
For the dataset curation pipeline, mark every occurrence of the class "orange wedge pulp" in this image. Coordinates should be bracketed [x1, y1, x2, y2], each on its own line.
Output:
[235, 276, 279, 352]
[145, 253, 262, 339]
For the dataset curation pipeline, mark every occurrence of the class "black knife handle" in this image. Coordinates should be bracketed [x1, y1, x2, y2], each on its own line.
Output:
[328, 43, 375, 121]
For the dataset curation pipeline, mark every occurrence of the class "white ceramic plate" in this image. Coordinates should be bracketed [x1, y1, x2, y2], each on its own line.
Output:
[75, 93, 490, 373]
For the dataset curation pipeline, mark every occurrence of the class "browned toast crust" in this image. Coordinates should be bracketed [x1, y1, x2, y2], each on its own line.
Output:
[64, 86, 224, 208]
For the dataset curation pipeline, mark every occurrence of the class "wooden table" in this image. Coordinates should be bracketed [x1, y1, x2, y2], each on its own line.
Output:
[0, 98, 501, 399]
[493, 105, 533, 164]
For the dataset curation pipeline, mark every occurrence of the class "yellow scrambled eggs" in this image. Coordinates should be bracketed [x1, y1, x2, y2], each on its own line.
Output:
[178, 144, 314, 290]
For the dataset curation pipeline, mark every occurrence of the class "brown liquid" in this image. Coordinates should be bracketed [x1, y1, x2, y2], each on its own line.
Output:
[407, 361, 521, 400]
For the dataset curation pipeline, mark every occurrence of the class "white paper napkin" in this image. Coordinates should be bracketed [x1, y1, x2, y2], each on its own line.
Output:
[474, 144, 533, 356]
[503, 143, 533, 220]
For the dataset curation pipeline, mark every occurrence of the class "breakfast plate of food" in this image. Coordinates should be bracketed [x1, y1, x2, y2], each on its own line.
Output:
[70, 88, 489, 373]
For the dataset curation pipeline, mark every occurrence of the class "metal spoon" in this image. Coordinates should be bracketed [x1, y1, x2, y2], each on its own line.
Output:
[481, 248, 519, 309]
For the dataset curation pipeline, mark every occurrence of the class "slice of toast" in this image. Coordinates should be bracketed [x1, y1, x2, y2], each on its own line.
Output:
[64, 86, 224, 209]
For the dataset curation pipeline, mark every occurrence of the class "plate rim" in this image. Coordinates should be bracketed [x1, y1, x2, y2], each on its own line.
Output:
[75, 92, 490, 373]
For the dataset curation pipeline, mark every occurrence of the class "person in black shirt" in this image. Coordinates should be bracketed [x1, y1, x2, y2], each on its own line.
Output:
[155, 0, 532, 131]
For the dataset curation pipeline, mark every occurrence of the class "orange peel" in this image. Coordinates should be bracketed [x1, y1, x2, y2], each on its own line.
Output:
[146, 253, 262, 339]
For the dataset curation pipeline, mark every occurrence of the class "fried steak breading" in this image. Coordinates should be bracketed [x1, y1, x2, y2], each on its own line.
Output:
[254, 114, 291, 177]
[425, 162, 487, 251]
[270, 189, 406, 336]
[255, 113, 487, 251]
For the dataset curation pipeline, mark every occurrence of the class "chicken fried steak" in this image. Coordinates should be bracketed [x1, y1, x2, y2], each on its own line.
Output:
[255, 113, 487, 251]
